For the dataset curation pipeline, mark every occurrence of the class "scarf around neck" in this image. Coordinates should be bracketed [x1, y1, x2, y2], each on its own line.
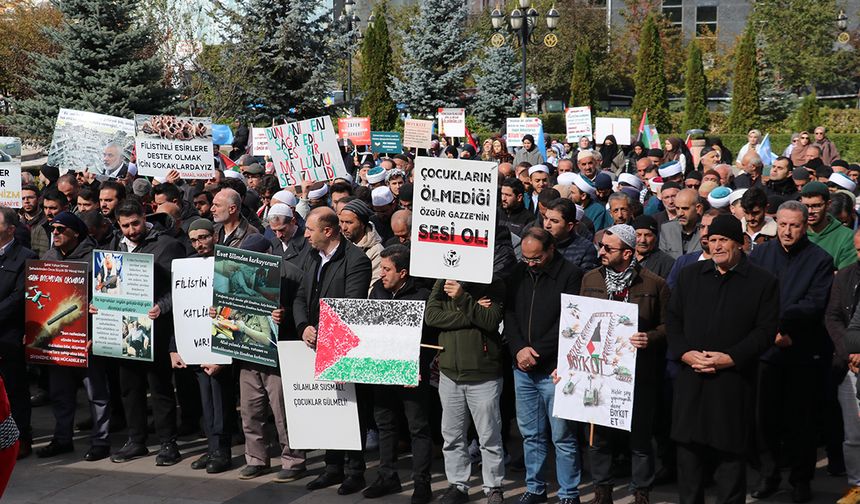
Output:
[604, 260, 637, 300]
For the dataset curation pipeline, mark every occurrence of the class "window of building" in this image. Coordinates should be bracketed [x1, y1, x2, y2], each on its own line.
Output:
[662, 0, 682, 27]
[696, 6, 717, 36]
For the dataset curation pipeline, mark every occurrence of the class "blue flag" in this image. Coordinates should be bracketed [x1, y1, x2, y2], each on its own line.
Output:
[536, 121, 547, 162]
[759, 133, 777, 166]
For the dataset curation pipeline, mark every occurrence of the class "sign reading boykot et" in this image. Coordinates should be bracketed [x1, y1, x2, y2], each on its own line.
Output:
[410, 157, 497, 284]
[265, 116, 347, 187]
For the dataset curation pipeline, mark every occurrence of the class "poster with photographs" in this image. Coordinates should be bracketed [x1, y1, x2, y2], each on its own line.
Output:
[0, 137, 21, 208]
[211, 245, 280, 367]
[47, 109, 135, 176]
[24, 260, 88, 367]
[134, 114, 215, 179]
[91, 251, 155, 361]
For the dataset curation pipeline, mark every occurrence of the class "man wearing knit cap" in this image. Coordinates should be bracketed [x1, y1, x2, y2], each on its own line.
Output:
[338, 199, 384, 291]
[633, 215, 675, 279]
[650, 181, 681, 226]
[570, 173, 611, 231]
[268, 203, 306, 266]
[371, 187, 396, 243]
[577, 150, 598, 180]
[667, 214, 779, 504]
[801, 181, 856, 269]
[647, 149, 665, 166]
[593, 172, 613, 204]
[707, 186, 732, 210]
[658, 161, 683, 184]
[571, 223, 669, 504]
[659, 189, 702, 260]
[792, 167, 812, 193]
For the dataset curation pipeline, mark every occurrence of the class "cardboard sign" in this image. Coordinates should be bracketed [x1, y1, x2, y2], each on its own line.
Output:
[24, 260, 88, 367]
[594, 117, 632, 146]
[565, 106, 593, 143]
[338, 117, 371, 146]
[251, 128, 271, 157]
[410, 157, 497, 284]
[0, 137, 21, 208]
[370, 131, 402, 154]
[505, 117, 542, 147]
[92, 251, 155, 361]
[437, 108, 466, 138]
[265, 116, 347, 187]
[278, 341, 362, 450]
[48, 109, 135, 175]
[172, 257, 231, 365]
[402, 119, 434, 150]
[135, 114, 215, 179]
[552, 295, 639, 431]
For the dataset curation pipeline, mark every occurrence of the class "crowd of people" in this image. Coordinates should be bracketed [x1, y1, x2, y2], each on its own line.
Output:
[1, 123, 860, 504]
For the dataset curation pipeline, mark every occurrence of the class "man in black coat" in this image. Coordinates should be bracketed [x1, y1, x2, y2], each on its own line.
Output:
[748, 200, 834, 503]
[0, 208, 37, 459]
[105, 200, 187, 466]
[362, 245, 434, 504]
[667, 214, 779, 504]
[293, 206, 372, 496]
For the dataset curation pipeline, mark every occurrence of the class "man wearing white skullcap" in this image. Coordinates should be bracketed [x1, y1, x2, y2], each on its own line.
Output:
[371, 187, 397, 242]
[657, 161, 683, 183]
[577, 150, 598, 180]
[366, 166, 387, 188]
[268, 203, 306, 266]
[707, 186, 732, 209]
[528, 165, 550, 213]
[728, 189, 748, 220]
[570, 173, 611, 231]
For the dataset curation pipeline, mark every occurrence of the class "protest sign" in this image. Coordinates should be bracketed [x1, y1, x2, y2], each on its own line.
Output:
[337, 117, 371, 146]
[0, 137, 21, 208]
[370, 131, 402, 154]
[505, 117, 542, 147]
[402, 119, 434, 150]
[552, 294, 639, 431]
[437, 108, 466, 138]
[135, 114, 215, 179]
[565, 106, 593, 143]
[172, 257, 231, 365]
[211, 245, 280, 367]
[251, 127, 271, 157]
[92, 251, 155, 361]
[595, 117, 632, 145]
[315, 299, 424, 386]
[24, 260, 88, 367]
[410, 157, 497, 284]
[278, 341, 361, 450]
[265, 116, 346, 187]
[48, 109, 135, 175]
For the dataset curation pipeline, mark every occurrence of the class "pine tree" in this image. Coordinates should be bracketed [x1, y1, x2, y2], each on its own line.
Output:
[472, 44, 519, 131]
[13, 0, 171, 140]
[682, 40, 709, 132]
[794, 93, 821, 133]
[569, 45, 596, 113]
[631, 14, 669, 132]
[389, 0, 476, 117]
[359, 2, 397, 131]
[728, 25, 759, 134]
[224, 0, 332, 120]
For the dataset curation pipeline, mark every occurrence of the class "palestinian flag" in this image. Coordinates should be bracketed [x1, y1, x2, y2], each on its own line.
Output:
[219, 152, 237, 171]
[314, 298, 425, 386]
[586, 321, 602, 358]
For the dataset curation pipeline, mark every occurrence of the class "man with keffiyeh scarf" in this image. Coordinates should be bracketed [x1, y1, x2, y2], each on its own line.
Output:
[575, 224, 670, 504]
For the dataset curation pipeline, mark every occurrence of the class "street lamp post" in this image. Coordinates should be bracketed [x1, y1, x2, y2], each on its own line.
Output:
[490, 1, 559, 116]
[339, 0, 361, 115]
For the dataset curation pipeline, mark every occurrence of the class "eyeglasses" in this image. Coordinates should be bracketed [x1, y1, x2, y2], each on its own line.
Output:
[801, 136, 810, 140]
[815, 132, 824, 135]
[521, 255, 545, 265]
[685, 182, 701, 189]
[598, 242, 624, 252]
[190, 234, 213, 243]
[50, 225, 67, 234]
[804, 202, 826, 210]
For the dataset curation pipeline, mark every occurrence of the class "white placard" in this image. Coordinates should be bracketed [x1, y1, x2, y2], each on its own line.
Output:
[552, 294, 639, 431]
[251, 128, 271, 157]
[594, 117, 632, 146]
[402, 119, 434, 150]
[48, 109, 135, 175]
[265, 116, 346, 187]
[278, 341, 361, 450]
[410, 157, 497, 284]
[438, 108, 466, 138]
[172, 257, 231, 365]
[565, 106, 593, 143]
[135, 115, 215, 179]
[505, 117, 542, 147]
[0, 137, 21, 208]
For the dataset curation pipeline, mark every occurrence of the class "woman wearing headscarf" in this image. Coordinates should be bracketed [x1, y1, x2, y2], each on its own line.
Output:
[664, 137, 694, 175]
[492, 138, 513, 164]
[444, 145, 459, 159]
[790, 131, 811, 167]
[481, 138, 494, 161]
[735, 129, 761, 170]
[513, 134, 544, 166]
[783, 133, 800, 158]
[626, 141, 646, 169]
[599, 135, 626, 175]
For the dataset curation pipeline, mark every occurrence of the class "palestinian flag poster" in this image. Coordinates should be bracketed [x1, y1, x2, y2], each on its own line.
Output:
[315, 298, 425, 386]
[552, 294, 639, 431]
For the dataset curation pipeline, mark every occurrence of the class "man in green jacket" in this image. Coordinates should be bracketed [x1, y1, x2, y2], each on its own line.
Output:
[424, 277, 506, 504]
[801, 182, 855, 269]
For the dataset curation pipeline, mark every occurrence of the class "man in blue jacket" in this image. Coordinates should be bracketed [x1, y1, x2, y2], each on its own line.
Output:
[749, 200, 834, 503]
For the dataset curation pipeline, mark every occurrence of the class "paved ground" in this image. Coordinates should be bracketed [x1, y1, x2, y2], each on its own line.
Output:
[2, 388, 852, 504]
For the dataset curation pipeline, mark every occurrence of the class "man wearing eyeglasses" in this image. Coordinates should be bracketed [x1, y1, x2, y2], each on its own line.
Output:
[801, 182, 855, 270]
[577, 223, 669, 504]
[505, 227, 583, 504]
[814, 126, 841, 165]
